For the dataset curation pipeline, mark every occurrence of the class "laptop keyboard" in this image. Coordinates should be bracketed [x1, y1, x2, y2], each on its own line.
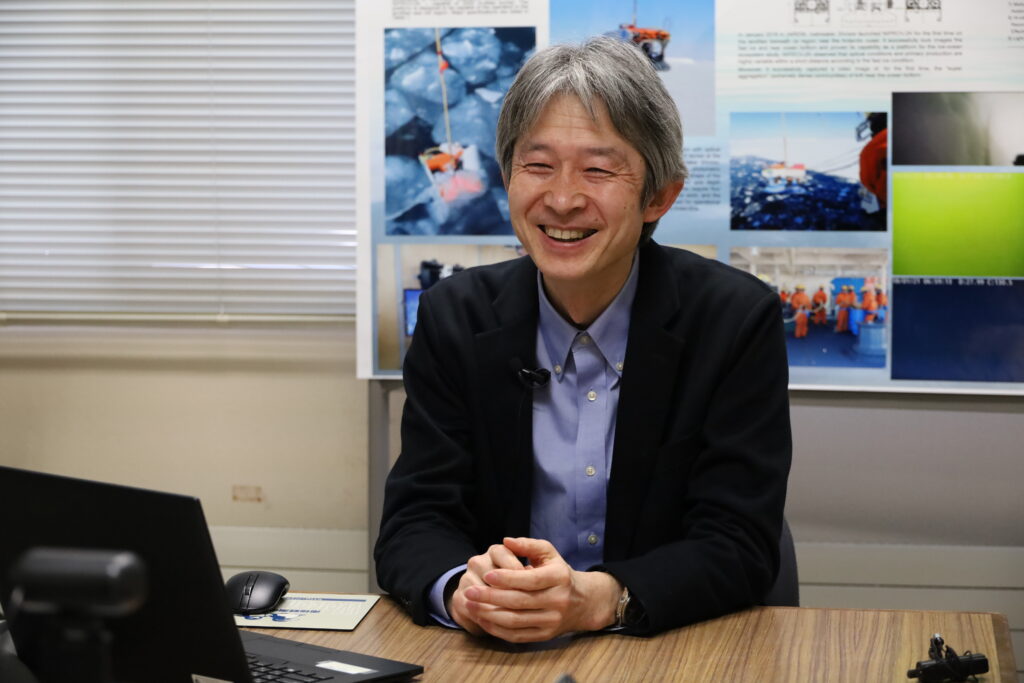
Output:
[247, 653, 334, 682]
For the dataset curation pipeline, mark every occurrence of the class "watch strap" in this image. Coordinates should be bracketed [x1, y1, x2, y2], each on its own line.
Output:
[614, 585, 631, 628]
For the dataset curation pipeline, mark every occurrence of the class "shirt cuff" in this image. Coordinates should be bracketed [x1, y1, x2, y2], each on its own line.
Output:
[427, 564, 467, 629]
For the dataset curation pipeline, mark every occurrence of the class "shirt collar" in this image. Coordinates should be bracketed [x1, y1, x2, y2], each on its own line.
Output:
[536, 253, 639, 381]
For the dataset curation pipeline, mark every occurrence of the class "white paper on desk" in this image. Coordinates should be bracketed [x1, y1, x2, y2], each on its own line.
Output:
[234, 593, 379, 631]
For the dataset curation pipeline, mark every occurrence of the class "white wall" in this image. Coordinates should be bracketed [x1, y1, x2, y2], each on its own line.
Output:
[788, 390, 1024, 546]
[0, 324, 368, 530]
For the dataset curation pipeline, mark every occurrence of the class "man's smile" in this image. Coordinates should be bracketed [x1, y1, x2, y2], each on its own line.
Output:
[540, 225, 598, 242]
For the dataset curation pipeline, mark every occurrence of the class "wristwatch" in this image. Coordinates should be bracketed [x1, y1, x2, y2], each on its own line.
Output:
[614, 585, 647, 629]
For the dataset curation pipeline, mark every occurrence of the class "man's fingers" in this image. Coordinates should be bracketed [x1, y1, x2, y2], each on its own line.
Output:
[464, 584, 544, 610]
[474, 607, 556, 631]
[463, 600, 559, 637]
[457, 538, 586, 641]
[487, 543, 526, 571]
[459, 597, 507, 629]
[502, 536, 558, 565]
[458, 569, 486, 589]
[484, 560, 570, 592]
[448, 586, 482, 633]
[466, 543, 524, 583]
[468, 606, 562, 643]
[477, 620, 553, 643]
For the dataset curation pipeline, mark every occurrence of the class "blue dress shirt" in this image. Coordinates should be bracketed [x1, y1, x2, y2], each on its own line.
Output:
[529, 256, 637, 570]
[427, 255, 639, 626]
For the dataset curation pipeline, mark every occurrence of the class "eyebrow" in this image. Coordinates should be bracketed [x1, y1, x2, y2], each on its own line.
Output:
[518, 141, 627, 162]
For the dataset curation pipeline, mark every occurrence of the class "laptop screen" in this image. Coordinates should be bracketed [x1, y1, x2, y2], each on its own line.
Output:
[402, 288, 422, 338]
[0, 466, 251, 682]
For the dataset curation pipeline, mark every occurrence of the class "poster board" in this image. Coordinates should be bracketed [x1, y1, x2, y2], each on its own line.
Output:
[356, 0, 1024, 394]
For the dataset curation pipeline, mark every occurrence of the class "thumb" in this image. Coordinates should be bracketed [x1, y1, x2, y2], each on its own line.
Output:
[502, 536, 559, 566]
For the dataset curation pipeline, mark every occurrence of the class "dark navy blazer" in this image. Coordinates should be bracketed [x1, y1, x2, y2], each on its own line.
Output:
[374, 241, 792, 635]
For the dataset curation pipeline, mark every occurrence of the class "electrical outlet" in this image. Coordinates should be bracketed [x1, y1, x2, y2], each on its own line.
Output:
[232, 485, 263, 503]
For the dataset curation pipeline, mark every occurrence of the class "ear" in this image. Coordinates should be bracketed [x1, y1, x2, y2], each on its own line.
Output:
[642, 179, 685, 223]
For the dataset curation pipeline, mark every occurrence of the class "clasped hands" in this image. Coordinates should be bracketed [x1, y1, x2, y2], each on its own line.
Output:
[446, 536, 622, 643]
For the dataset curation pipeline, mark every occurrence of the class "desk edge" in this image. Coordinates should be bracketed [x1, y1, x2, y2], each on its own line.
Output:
[989, 613, 1017, 683]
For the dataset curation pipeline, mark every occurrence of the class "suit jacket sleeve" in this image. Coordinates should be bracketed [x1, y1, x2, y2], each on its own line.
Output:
[596, 276, 792, 635]
[373, 283, 481, 624]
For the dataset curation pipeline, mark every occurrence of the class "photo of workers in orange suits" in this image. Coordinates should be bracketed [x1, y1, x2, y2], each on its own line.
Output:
[812, 286, 828, 325]
[860, 285, 879, 323]
[729, 246, 889, 370]
[834, 285, 853, 333]
[875, 286, 888, 321]
[790, 285, 812, 338]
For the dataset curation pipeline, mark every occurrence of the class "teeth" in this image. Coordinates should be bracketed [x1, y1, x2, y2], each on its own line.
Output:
[543, 226, 593, 241]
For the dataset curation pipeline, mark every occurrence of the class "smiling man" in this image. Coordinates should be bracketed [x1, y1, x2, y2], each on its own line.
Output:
[375, 37, 792, 642]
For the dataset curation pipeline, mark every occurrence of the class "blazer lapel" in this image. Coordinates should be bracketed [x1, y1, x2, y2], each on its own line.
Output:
[605, 243, 688, 560]
[473, 258, 539, 538]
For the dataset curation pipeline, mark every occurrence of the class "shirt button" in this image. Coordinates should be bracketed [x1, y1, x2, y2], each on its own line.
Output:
[587, 533, 599, 545]
[579, 335, 591, 345]
[585, 465, 596, 476]
[587, 390, 597, 401]
[615, 361, 624, 372]
[554, 364, 562, 374]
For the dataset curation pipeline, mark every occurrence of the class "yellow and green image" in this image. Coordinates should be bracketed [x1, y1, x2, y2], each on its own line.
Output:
[892, 172, 1024, 277]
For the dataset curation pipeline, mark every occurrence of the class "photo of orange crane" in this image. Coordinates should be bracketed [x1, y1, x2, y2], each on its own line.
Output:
[416, 29, 485, 209]
[382, 27, 535, 235]
[605, 0, 672, 68]
[552, 0, 716, 136]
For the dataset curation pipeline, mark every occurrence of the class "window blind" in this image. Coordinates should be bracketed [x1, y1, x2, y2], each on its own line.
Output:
[0, 0, 356, 320]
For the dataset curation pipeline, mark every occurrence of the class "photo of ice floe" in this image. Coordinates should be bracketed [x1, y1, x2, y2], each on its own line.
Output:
[383, 27, 535, 236]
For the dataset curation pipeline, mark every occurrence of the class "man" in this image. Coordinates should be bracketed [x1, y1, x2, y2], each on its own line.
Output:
[375, 37, 791, 643]
[859, 113, 888, 211]
[790, 285, 811, 339]
[812, 286, 828, 326]
[834, 285, 853, 333]
[860, 285, 879, 324]
[875, 286, 888, 322]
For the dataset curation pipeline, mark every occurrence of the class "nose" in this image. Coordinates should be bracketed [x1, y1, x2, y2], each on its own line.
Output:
[543, 170, 586, 214]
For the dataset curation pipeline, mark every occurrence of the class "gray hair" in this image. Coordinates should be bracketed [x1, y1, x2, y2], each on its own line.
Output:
[496, 36, 687, 242]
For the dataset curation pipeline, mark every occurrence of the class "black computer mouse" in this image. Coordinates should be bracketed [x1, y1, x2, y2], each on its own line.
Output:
[224, 570, 290, 615]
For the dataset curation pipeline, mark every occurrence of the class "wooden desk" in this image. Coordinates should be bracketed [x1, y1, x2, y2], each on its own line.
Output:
[255, 599, 1017, 682]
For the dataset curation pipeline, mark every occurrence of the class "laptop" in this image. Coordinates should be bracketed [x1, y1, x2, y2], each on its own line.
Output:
[0, 465, 423, 682]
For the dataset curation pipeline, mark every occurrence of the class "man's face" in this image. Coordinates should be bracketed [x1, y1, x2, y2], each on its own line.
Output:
[506, 94, 655, 296]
